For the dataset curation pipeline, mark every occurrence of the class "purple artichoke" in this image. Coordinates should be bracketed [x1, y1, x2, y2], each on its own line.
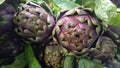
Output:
[0, 37, 24, 58]
[0, 3, 15, 36]
[52, 8, 101, 54]
[88, 36, 117, 61]
[104, 59, 120, 68]
[14, 2, 55, 43]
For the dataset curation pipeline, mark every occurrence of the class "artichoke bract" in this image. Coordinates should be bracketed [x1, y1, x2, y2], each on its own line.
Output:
[52, 8, 101, 54]
[14, 2, 55, 43]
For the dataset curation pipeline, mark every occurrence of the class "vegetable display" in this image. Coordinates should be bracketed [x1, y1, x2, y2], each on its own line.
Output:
[0, 0, 120, 68]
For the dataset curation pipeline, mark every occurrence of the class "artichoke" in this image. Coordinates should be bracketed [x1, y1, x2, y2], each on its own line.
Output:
[44, 42, 67, 68]
[14, 2, 55, 43]
[0, 3, 24, 58]
[52, 8, 101, 54]
[88, 36, 117, 61]
[0, 37, 24, 58]
[104, 59, 120, 68]
[0, 3, 15, 36]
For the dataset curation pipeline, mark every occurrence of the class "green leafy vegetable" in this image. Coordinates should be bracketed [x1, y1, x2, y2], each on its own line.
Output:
[78, 58, 104, 68]
[75, 0, 95, 9]
[94, 0, 117, 23]
[117, 47, 120, 61]
[1, 0, 120, 68]
[1, 53, 26, 68]
[32, 0, 42, 4]
[109, 13, 120, 26]
[0, 0, 5, 5]
[68, 0, 76, 2]
[25, 43, 41, 68]
[63, 55, 75, 68]
[53, 0, 79, 10]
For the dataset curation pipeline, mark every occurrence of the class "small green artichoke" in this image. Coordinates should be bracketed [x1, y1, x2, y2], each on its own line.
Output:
[44, 42, 67, 68]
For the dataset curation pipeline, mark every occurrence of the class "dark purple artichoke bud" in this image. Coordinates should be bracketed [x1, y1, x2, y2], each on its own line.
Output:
[44, 42, 67, 68]
[104, 59, 120, 68]
[88, 36, 117, 61]
[52, 8, 101, 54]
[0, 3, 15, 36]
[106, 25, 120, 46]
[0, 37, 24, 58]
[14, 2, 55, 43]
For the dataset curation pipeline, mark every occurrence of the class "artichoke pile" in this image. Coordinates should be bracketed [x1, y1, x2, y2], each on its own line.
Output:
[0, 1, 120, 68]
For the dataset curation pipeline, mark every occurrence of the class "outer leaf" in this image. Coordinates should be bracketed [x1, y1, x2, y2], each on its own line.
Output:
[0, 57, 15, 66]
[117, 47, 120, 61]
[68, 0, 76, 2]
[78, 58, 104, 68]
[53, 0, 79, 10]
[83, 0, 95, 9]
[1, 53, 26, 68]
[75, 0, 96, 9]
[94, 0, 117, 23]
[117, 8, 120, 13]
[63, 55, 75, 68]
[0, 0, 5, 5]
[25, 43, 41, 68]
[109, 13, 120, 26]
[32, 0, 42, 4]
[21, 0, 42, 3]
[42, 0, 50, 5]
[48, 0, 60, 17]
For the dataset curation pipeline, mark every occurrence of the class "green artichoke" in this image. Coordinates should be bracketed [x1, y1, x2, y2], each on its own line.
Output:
[52, 8, 101, 54]
[44, 42, 67, 68]
[14, 2, 55, 43]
